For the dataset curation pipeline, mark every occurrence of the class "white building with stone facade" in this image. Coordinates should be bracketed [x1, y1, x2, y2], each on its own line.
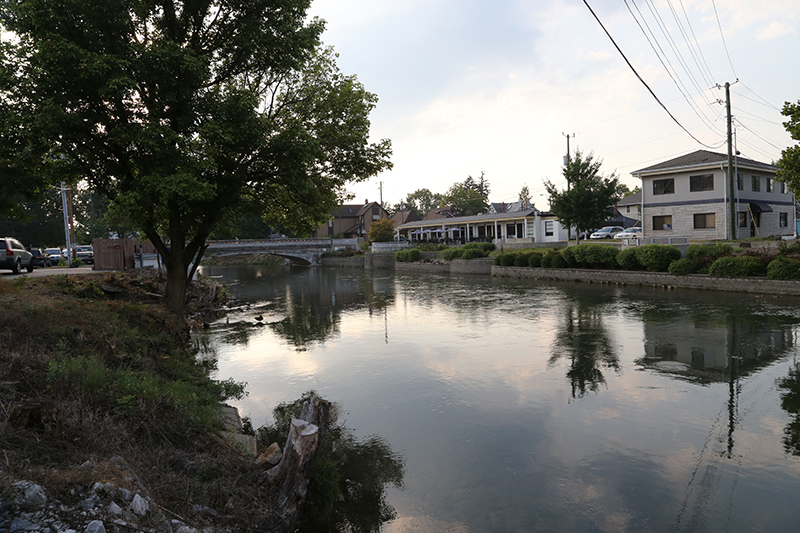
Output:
[633, 150, 795, 241]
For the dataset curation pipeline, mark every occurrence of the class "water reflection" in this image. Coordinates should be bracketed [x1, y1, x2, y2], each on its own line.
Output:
[778, 363, 800, 456]
[198, 267, 800, 532]
[256, 392, 405, 533]
[549, 299, 620, 398]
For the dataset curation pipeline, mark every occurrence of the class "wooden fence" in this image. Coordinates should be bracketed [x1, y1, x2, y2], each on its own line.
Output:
[92, 238, 138, 271]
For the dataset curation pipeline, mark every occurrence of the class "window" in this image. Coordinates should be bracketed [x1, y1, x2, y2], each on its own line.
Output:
[653, 215, 672, 230]
[737, 174, 744, 191]
[782, 182, 788, 194]
[766, 178, 774, 193]
[653, 178, 674, 195]
[506, 223, 516, 237]
[545, 221, 553, 236]
[693, 213, 715, 229]
[625, 206, 630, 214]
[690, 174, 714, 192]
[738, 212, 748, 228]
[780, 212, 788, 227]
[752, 176, 761, 192]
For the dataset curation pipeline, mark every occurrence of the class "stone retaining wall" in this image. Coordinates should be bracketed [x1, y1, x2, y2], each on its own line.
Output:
[449, 257, 494, 275]
[321, 256, 365, 268]
[394, 262, 451, 274]
[492, 265, 800, 296]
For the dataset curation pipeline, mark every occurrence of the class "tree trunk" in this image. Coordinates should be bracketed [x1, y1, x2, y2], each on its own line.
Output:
[257, 395, 328, 532]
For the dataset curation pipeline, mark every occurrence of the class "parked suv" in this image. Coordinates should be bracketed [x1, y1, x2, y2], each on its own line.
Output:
[29, 248, 52, 267]
[1, 237, 34, 273]
[75, 245, 94, 264]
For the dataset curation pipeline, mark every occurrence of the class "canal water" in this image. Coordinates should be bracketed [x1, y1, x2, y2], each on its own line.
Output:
[196, 265, 800, 532]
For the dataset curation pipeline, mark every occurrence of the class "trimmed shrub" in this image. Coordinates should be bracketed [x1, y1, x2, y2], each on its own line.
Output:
[635, 244, 682, 272]
[767, 256, 800, 280]
[441, 248, 465, 261]
[461, 248, 485, 260]
[395, 249, 421, 262]
[500, 253, 518, 267]
[668, 257, 697, 276]
[541, 250, 566, 269]
[685, 244, 713, 261]
[560, 247, 577, 267]
[571, 243, 619, 269]
[709, 256, 767, 278]
[494, 253, 504, 266]
[463, 242, 494, 252]
[528, 252, 543, 268]
[409, 249, 421, 262]
[712, 243, 733, 258]
[514, 253, 530, 267]
[479, 242, 496, 252]
[617, 247, 644, 270]
[463, 243, 481, 250]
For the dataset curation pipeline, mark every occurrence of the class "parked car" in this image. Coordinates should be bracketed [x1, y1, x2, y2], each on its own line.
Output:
[29, 248, 52, 267]
[613, 227, 642, 239]
[578, 229, 597, 240]
[75, 245, 94, 264]
[44, 248, 63, 264]
[1, 237, 34, 273]
[590, 226, 625, 239]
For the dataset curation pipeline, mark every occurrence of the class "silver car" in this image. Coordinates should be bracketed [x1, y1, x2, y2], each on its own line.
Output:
[1, 237, 34, 273]
[590, 226, 625, 239]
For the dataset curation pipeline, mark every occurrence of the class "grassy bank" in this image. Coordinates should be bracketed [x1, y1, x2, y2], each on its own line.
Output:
[0, 271, 275, 530]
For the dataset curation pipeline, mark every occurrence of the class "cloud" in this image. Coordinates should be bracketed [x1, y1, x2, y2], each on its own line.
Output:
[757, 21, 797, 40]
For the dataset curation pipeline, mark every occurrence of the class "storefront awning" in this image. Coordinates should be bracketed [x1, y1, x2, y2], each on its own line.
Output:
[748, 201, 773, 213]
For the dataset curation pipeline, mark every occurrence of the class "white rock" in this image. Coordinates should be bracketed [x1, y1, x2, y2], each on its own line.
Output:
[84, 520, 107, 533]
[129, 494, 149, 516]
[107, 501, 123, 516]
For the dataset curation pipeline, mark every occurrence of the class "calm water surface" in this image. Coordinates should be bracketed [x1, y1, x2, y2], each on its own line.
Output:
[196, 265, 800, 532]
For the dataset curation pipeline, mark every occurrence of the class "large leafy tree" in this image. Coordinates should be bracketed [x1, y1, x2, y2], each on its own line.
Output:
[444, 173, 490, 216]
[0, 0, 392, 317]
[391, 188, 443, 219]
[777, 100, 800, 194]
[545, 150, 619, 241]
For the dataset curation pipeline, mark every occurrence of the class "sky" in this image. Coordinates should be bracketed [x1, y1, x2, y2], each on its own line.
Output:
[307, 0, 800, 210]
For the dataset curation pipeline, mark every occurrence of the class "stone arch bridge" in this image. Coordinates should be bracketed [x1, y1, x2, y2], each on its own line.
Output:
[204, 238, 358, 266]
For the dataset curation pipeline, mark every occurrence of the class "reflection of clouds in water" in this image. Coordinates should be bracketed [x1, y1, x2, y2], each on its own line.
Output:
[383, 515, 469, 533]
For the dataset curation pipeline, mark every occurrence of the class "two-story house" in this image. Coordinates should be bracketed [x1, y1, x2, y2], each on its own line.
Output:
[312, 201, 388, 239]
[634, 150, 794, 240]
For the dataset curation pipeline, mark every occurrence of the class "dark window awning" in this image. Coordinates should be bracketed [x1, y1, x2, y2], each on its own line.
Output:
[749, 201, 773, 213]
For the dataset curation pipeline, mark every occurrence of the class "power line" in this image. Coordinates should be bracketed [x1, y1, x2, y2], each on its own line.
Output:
[582, 0, 720, 149]
[712, 0, 738, 79]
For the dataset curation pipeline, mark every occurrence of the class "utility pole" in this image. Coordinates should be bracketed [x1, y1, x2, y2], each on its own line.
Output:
[726, 82, 735, 241]
[379, 181, 383, 209]
[60, 182, 75, 267]
[562, 132, 575, 191]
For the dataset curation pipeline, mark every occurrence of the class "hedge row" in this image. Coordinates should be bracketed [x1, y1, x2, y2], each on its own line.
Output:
[492, 243, 800, 280]
[395, 249, 422, 262]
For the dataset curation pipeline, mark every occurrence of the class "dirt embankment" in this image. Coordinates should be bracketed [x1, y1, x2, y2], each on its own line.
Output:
[0, 271, 286, 532]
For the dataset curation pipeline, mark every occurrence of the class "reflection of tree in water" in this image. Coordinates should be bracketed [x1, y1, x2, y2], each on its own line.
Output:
[550, 303, 620, 398]
[257, 392, 405, 532]
[777, 363, 800, 456]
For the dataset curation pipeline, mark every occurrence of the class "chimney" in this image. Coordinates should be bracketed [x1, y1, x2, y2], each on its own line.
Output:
[365, 199, 369, 205]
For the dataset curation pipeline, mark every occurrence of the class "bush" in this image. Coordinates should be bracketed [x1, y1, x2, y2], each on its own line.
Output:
[368, 218, 395, 242]
[635, 244, 682, 272]
[514, 253, 530, 267]
[541, 250, 566, 268]
[479, 242, 495, 252]
[560, 247, 577, 267]
[712, 243, 733, 258]
[494, 253, 504, 266]
[441, 248, 465, 261]
[617, 247, 644, 270]
[767, 256, 800, 279]
[571, 243, 619, 269]
[500, 253, 518, 267]
[395, 249, 422, 263]
[461, 248, 485, 260]
[527, 252, 542, 268]
[685, 244, 713, 261]
[709, 256, 767, 278]
[668, 257, 697, 276]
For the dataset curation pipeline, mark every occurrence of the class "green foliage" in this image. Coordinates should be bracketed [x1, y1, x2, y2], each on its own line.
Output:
[463, 242, 495, 252]
[500, 253, 518, 267]
[528, 252, 543, 267]
[395, 249, 421, 263]
[443, 173, 491, 215]
[514, 253, 530, 267]
[560, 247, 577, 267]
[368, 218, 395, 243]
[544, 151, 620, 239]
[709, 256, 768, 278]
[541, 249, 567, 268]
[441, 248, 465, 261]
[668, 257, 698, 276]
[616, 247, 644, 270]
[413, 243, 447, 252]
[685, 243, 733, 261]
[777, 100, 800, 197]
[0, 3, 392, 316]
[570, 243, 619, 269]
[768, 256, 800, 279]
[461, 248, 485, 260]
[635, 244, 682, 272]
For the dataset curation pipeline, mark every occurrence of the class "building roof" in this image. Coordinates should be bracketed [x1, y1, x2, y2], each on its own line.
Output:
[390, 210, 421, 225]
[633, 150, 777, 175]
[332, 201, 384, 218]
[617, 191, 641, 206]
[423, 206, 460, 220]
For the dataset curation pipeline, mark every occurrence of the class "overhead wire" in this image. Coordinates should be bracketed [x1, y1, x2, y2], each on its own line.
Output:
[711, 0, 738, 80]
[581, 0, 720, 149]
